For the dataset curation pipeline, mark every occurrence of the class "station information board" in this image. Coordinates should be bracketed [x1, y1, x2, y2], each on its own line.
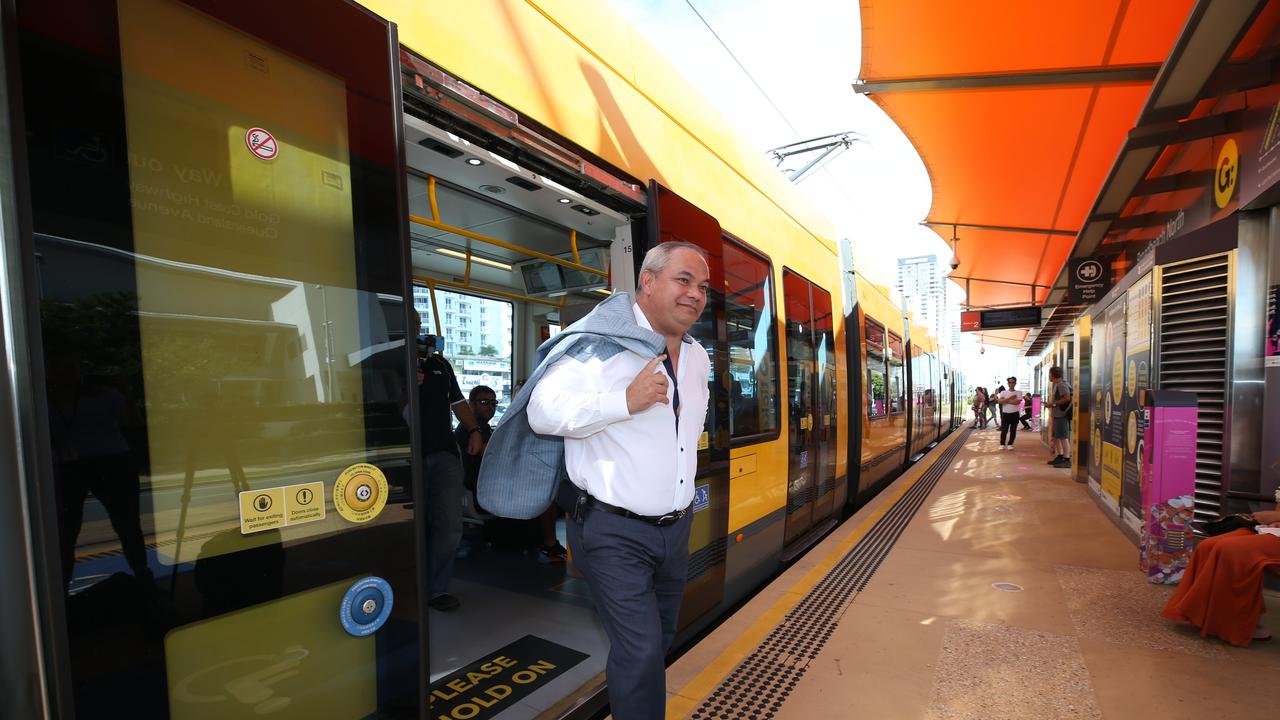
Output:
[959, 305, 1042, 331]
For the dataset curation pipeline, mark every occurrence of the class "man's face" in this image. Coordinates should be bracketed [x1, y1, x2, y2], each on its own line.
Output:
[639, 247, 710, 337]
[1007, 379, 1017, 389]
[471, 391, 497, 423]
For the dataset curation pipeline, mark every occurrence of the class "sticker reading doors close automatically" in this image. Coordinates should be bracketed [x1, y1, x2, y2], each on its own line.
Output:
[238, 480, 325, 535]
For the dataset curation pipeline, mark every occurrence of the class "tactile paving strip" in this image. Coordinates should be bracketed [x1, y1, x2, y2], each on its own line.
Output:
[688, 429, 970, 720]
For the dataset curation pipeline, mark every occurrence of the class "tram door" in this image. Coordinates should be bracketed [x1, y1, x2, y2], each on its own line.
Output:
[646, 183, 731, 630]
[783, 272, 837, 545]
[15, 1, 422, 717]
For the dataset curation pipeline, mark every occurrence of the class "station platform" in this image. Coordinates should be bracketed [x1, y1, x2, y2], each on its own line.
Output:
[664, 428, 1280, 720]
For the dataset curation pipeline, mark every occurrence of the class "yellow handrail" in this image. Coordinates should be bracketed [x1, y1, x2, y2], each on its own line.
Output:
[414, 174, 607, 279]
[410, 213, 608, 279]
[427, 283, 442, 337]
[416, 275, 564, 309]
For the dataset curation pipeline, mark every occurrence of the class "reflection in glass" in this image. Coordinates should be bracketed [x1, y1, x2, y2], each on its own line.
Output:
[724, 242, 778, 438]
[888, 332, 904, 414]
[865, 319, 887, 419]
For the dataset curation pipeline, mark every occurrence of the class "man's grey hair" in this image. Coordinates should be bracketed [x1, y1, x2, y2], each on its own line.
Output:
[639, 241, 709, 277]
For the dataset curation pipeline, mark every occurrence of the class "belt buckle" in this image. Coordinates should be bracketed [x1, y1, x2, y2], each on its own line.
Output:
[656, 509, 684, 527]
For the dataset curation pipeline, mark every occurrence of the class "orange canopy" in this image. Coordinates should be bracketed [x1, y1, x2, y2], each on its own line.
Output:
[856, 1, 1195, 346]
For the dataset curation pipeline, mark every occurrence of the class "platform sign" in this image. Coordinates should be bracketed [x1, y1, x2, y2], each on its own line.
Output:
[960, 306, 1041, 331]
[1066, 257, 1111, 305]
[1120, 275, 1152, 527]
[981, 306, 1041, 330]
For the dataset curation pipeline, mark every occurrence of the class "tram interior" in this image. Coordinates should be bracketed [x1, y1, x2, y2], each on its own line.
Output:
[404, 115, 632, 710]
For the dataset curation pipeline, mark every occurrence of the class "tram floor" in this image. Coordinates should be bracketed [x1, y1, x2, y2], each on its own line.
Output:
[663, 428, 1280, 720]
[429, 519, 609, 720]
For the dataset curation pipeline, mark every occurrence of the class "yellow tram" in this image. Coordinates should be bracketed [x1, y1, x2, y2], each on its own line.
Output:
[2, 1, 966, 718]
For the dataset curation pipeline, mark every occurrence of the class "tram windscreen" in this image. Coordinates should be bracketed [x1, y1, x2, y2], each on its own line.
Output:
[118, 0, 363, 562]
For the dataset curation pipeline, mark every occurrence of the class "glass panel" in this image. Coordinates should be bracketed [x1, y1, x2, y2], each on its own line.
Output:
[864, 319, 887, 419]
[783, 271, 814, 543]
[415, 285, 514, 424]
[19, 0, 417, 715]
[811, 286, 836, 500]
[724, 241, 778, 438]
[887, 332, 905, 415]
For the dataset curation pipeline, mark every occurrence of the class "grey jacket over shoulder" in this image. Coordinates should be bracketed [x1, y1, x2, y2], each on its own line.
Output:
[477, 292, 668, 519]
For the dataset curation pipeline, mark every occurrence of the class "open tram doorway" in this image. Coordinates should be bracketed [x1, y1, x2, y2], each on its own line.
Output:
[402, 115, 636, 715]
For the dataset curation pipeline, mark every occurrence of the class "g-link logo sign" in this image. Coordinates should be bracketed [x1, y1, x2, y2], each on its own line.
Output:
[1215, 138, 1239, 209]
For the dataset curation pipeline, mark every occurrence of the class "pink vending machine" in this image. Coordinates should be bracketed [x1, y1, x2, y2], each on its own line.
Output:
[1139, 390, 1198, 584]
[1030, 393, 1042, 433]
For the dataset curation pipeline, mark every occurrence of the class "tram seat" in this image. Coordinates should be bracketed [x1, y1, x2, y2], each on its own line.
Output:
[461, 489, 492, 528]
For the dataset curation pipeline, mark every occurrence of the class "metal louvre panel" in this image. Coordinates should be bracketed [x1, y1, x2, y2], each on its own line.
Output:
[1157, 254, 1231, 522]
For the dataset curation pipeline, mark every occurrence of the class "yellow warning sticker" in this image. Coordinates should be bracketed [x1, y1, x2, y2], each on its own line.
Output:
[698, 431, 710, 451]
[287, 481, 325, 525]
[333, 463, 388, 524]
[238, 481, 328, 535]
[239, 487, 286, 534]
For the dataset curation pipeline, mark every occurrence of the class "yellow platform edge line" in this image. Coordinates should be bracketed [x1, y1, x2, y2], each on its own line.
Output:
[665, 429, 969, 720]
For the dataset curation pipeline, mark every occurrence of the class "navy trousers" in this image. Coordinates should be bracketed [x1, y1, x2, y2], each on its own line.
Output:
[568, 506, 692, 720]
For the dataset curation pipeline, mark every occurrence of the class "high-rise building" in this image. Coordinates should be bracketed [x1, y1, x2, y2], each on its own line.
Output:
[413, 284, 515, 403]
[897, 255, 948, 349]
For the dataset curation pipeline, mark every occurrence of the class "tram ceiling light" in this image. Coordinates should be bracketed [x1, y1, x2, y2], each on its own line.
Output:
[434, 247, 512, 271]
[465, 157, 485, 166]
[571, 204, 600, 216]
[557, 197, 572, 204]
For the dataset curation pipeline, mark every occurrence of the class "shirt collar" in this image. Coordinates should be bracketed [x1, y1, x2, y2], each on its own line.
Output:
[633, 300, 694, 344]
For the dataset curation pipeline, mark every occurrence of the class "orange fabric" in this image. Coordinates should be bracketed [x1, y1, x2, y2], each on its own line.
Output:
[1162, 529, 1280, 646]
[858, 1, 1193, 315]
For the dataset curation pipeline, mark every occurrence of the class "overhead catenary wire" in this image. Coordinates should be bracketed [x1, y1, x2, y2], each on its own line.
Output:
[682, 0, 861, 204]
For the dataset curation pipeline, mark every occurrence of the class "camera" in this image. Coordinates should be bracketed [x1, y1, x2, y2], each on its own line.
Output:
[949, 254, 960, 271]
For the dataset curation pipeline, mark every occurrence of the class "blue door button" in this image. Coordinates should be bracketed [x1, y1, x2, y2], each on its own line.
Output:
[350, 587, 383, 625]
[340, 577, 393, 637]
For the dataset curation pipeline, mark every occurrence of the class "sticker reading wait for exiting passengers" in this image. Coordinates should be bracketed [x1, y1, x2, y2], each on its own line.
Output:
[428, 635, 589, 720]
[237, 480, 326, 535]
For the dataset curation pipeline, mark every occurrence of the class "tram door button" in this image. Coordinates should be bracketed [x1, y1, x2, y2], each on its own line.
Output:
[340, 577, 394, 637]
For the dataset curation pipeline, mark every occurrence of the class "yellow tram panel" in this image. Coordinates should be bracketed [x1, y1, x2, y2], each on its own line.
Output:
[364, 0, 838, 253]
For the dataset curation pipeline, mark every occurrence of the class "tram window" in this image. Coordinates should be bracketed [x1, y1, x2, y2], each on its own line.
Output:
[414, 284, 514, 423]
[725, 239, 779, 438]
[865, 318, 888, 419]
[887, 331, 905, 414]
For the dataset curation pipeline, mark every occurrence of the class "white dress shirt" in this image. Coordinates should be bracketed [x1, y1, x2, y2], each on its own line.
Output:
[998, 390, 1024, 414]
[528, 302, 710, 516]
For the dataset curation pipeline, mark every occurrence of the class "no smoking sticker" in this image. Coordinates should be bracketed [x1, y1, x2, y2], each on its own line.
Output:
[245, 127, 278, 160]
[333, 463, 388, 524]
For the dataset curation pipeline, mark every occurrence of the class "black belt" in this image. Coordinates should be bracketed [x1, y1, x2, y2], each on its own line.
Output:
[574, 493, 689, 527]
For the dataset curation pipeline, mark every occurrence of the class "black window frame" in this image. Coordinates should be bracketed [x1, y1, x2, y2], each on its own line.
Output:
[864, 316, 888, 420]
[724, 231, 782, 448]
[887, 330, 905, 416]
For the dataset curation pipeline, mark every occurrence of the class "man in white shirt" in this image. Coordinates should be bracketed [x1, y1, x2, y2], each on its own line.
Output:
[995, 375, 1024, 450]
[528, 241, 711, 720]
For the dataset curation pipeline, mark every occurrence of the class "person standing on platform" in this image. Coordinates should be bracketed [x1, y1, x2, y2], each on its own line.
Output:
[971, 387, 987, 429]
[416, 325, 484, 613]
[1047, 366, 1073, 468]
[527, 242, 711, 720]
[995, 377, 1024, 450]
